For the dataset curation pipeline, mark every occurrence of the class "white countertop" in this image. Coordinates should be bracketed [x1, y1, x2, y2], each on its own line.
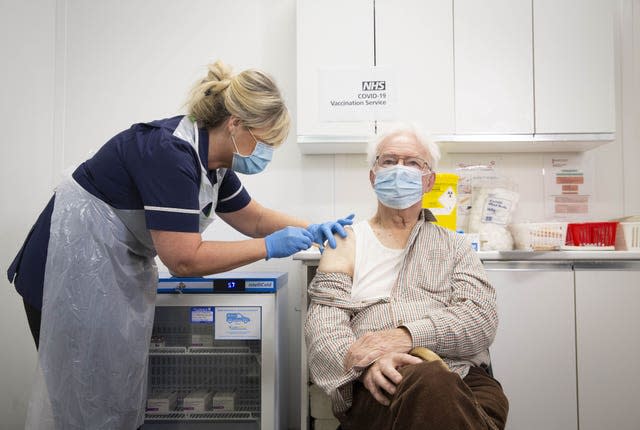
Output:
[293, 248, 640, 263]
[477, 250, 640, 260]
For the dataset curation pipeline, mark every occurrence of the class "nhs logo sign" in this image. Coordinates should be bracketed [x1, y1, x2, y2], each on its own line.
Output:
[318, 66, 396, 121]
[361, 80, 386, 91]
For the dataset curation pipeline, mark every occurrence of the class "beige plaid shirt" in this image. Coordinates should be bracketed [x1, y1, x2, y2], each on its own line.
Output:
[305, 210, 497, 414]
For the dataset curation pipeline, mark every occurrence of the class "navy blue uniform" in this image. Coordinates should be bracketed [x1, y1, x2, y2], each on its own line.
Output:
[8, 116, 251, 309]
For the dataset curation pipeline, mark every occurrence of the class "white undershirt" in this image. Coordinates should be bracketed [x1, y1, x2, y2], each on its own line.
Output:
[351, 220, 405, 301]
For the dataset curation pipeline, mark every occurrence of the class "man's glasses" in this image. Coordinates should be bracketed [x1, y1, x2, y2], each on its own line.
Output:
[375, 153, 432, 174]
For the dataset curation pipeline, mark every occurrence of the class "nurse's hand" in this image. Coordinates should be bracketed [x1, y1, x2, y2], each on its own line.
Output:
[307, 214, 355, 252]
[265, 226, 314, 259]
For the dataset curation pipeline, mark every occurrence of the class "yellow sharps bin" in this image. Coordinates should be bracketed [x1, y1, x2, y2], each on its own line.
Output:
[422, 173, 459, 231]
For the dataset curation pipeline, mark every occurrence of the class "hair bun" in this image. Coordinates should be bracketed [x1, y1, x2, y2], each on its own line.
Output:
[203, 79, 231, 96]
[201, 60, 233, 95]
[207, 60, 232, 81]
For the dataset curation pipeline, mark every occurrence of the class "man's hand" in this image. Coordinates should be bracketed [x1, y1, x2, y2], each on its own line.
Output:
[360, 352, 423, 406]
[344, 328, 413, 371]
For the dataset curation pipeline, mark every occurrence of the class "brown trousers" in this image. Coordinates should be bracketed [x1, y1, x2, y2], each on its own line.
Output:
[338, 362, 509, 430]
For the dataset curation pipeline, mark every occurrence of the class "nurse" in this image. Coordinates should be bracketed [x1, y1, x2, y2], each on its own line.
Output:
[7, 59, 353, 429]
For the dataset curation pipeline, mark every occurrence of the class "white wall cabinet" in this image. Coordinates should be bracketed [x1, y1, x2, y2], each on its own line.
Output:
[454, 0, 534, 134]
[453, 0, 615, 136]
[574, 263, 640, 430]
[297, 0, 615, 154]
[297, 0, 454, 153]
[533, 0, 615, 134]
[297, 0, 374, 144]
[441, 0, 615, 152]
[375, 0, 454, 135]
[485, 262, 578, 430]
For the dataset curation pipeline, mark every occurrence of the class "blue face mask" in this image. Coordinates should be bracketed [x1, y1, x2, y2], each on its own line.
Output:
[374, 165, 425, 209]
[231, 136, 274, 175]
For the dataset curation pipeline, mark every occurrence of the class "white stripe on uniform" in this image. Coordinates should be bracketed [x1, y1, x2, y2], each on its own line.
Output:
[218, 185, 244, 203]
[144, 205, 200, 215]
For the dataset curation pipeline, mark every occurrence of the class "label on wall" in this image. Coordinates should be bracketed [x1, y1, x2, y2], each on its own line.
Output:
[543, 154, 593, 220]
[214, 306, 261, 340]
[318, 67, 397, 122]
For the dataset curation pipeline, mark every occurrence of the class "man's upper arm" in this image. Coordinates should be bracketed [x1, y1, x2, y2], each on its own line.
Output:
[317, 228, 355, 277]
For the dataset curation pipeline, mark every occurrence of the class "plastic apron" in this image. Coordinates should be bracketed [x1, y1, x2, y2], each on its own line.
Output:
[26, 119, 222, 429]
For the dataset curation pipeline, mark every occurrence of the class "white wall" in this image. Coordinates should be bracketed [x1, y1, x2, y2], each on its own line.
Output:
[1, 0, 639, 429]
[620, 0, 640, 215]
[0, 1, 56, 429]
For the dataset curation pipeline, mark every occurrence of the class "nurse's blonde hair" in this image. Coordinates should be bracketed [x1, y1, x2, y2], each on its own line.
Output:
[187, 60, 290, 146]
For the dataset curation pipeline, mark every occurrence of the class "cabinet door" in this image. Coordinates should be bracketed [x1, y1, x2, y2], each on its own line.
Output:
[575, 264, 640, 430]
[375, 0, 454, 135]
[534, 0, 615, 133]
[484, 263, 578, 430]
[297, 0, 375, 138]
[454, 0, 534, 134]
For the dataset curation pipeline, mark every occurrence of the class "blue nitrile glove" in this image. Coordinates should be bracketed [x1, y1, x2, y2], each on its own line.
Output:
[264, 226, 314, 259]
[307, 214, 355, 252]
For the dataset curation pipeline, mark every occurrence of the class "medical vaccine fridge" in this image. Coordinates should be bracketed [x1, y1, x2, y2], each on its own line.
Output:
[142, 272, 288, 430]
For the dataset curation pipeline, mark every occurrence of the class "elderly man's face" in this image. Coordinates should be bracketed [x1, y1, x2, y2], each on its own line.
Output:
[370, 132, 436, 195]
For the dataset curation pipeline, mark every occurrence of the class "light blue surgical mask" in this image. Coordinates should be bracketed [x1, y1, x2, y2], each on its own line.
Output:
[374, 165, 425, 209]
[231, 134, 274, 175]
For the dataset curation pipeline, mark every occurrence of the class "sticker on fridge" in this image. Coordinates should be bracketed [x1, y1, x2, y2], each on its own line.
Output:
[215, 307, 261, 340]
[190, 307, 214, 324]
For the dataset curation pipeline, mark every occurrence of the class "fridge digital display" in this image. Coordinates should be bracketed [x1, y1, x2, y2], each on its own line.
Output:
[213, 279, 246, 292]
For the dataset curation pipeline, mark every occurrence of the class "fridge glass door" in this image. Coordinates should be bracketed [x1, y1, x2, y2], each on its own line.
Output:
[143, 305, 262, 429]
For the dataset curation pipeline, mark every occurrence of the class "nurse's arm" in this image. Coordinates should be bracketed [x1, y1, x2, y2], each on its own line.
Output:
[150, 230, 269, 277]
[217, 199, 309, 238]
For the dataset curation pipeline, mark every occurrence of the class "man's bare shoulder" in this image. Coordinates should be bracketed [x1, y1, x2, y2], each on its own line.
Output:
[317, 227, 356, 277]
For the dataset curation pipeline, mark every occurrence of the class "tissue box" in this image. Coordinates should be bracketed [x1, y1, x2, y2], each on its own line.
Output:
[183, 390, 213, 412]
[146, 391, 177, 414]
[212, 391, 236, 411]
[150, 336, 165, 348]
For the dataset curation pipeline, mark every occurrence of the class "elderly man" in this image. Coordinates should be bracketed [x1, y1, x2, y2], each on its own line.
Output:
[305, 126, 509, 430]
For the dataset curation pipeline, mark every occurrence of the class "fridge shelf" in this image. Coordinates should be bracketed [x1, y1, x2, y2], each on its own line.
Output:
[149, 346, 253, 355]
[149, 347, 188, 354]
[149, 350, 261, 361]
[145, 410, 257, 422]
[188, 346, 251, 354]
